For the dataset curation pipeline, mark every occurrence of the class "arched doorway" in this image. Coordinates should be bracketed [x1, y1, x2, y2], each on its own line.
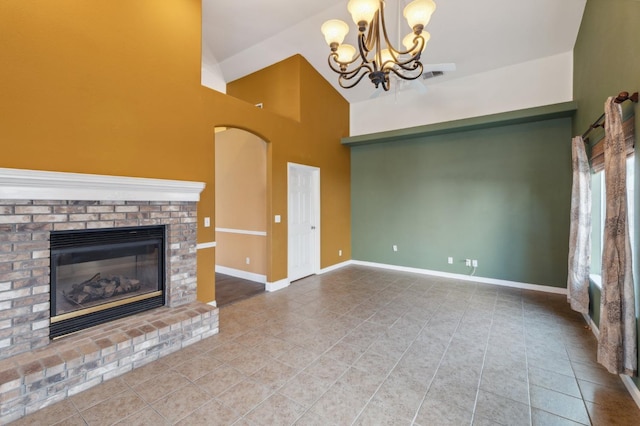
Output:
[214, 127, 268, 305]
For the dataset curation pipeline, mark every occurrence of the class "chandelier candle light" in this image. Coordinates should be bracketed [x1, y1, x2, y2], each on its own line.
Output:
[321, 0, 436, 91]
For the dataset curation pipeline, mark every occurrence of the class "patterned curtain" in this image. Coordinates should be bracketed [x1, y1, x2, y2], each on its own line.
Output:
[567, 136, 591, 314]
[597, 97, 637, 376]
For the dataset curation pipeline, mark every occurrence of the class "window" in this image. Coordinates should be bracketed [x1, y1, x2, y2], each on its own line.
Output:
[590, 155, 635, 285]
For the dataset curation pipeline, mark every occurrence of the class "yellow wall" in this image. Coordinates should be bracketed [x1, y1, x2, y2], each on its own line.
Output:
[228, 56, 352, 271]
[0, 0, 350, 302]
[226, 59, 301, 122]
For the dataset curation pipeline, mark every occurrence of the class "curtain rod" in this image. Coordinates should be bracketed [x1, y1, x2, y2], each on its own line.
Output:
[581, 91, 639, 140]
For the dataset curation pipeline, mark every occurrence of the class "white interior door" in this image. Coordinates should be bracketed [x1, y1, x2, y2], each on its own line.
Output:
[288, 163, 320, 282]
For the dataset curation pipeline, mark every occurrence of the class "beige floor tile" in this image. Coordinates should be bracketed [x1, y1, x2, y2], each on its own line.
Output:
[355, 399, 414, 426]
[225, 348, 271, 375]
[351, 350, 398, 378]
[252, 336, 295, 359]
[69, 378, 130, 411]
[171, 354, 223, 381]
[293, 410, 337, 426]
[11, 400, 79, 426]
[279, 372, 334, 408]
[324, 341, 367, 365]
[531, 408, 587, 426]
[585, 400, 640, 425]
[311, 381, 370, 425]
[528, 366, 581, 398]
[209, 341, 251, 363]
[114, 406, 169, 425]
[80, 389, 146, 426]
[474, 390, 530, 426]
[245, 393, 306, 426]
[480, 370, 529, 405]
[337, 366, 386, 396]
[303, 354, 349, 382]
[53, 413, 89, 425]
[131, 369, 190, 404]
[150, 383, 211, 423]
[194, 364, 247, 397]
[120, 360, 169, 387]
[571, 359, 626, 388]
[175, 400, 240, 426]
[372, 372, 428, 420]
[277, 344, 322, 369]
[415, 393, 474, 426]
[529, 385, 590, 425]
[249, 359, 299, 391]
[577, 378, 637, 407]
[216, 378, 273, 416]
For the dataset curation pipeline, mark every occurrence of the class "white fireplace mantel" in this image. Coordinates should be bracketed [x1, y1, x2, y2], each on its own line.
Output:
[0, 167, 205, 202]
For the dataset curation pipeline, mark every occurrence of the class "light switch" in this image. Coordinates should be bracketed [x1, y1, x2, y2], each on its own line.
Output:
[204, 217, 211, 227]
[275, 215, 281, 223]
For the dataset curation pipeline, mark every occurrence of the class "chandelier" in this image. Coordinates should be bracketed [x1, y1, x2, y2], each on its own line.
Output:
[321, 0, 436, 91]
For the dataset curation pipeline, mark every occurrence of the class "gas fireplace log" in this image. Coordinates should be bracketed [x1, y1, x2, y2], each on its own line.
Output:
[63, 274, 144, 305]
[70, 273, 101, 292]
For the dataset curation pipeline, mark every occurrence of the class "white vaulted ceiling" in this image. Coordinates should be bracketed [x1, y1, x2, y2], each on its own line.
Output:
[202, 0, 586, 134]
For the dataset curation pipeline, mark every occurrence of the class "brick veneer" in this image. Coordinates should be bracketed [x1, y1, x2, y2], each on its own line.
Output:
[0, 199, 219, 423]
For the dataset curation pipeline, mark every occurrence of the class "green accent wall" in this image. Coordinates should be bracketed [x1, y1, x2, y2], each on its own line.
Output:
[351, 117, 572, 287]
[574, 0, 640, 389]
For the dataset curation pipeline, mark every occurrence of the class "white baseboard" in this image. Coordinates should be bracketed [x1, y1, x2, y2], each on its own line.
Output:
[319, 260, 354, 274]
[266, 278, 289, 292]
[351, 260, 567, 295]
[621, 375, 640, 409]
[215, 265, 266, 284]
[581, 313, 600, 339]
[207, 300, 217, 307]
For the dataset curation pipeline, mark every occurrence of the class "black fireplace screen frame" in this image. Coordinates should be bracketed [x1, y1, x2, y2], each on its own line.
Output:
[49, 225, 166, 339]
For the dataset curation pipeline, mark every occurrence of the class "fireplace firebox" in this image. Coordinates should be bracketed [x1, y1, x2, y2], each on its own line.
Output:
[50, 225, 165, 338]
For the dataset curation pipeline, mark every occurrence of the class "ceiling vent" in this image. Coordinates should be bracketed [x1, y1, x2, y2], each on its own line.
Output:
[422, 71, 445, 80]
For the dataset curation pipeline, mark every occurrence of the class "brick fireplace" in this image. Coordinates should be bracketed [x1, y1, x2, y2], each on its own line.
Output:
[0, 168, 218, 423]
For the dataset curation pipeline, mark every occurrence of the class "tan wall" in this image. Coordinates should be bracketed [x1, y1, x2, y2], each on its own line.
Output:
[215, 128, 267, 275]
[0, 1, 350, 303]
[215, 128, 267, 232]
[214, 232, 267, 276]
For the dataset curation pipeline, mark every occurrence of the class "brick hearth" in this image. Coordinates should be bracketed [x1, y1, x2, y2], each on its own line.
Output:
[0, 170, 218, 423]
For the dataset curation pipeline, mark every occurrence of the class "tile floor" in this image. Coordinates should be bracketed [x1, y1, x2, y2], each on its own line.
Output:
[13, 265, 640, 425]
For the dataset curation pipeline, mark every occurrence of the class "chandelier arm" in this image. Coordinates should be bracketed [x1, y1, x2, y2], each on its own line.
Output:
[338, 67, 375, 89]
[327, 54, 375, 82]
[395, 35, 425, 57]
[356, 33, 373, 68]
[392, 55, 424, 70]
[341, 63, 375, 81]
[328, 51, 365, 72]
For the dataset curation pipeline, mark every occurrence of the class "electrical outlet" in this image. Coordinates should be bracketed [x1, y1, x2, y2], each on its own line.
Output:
[465, 259, 472, 267]
[472, 259, 478, 267]
[447, 257, 453, 264]
[339, 249, 342, 257]
[245, 257, 250, 265]
[393, 245, 398, 252]
[204, 217, 211, 227]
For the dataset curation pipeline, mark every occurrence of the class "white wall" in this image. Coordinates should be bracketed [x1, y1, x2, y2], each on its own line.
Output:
[201, 41, 227, 93]
[349, 51, 574, 136]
